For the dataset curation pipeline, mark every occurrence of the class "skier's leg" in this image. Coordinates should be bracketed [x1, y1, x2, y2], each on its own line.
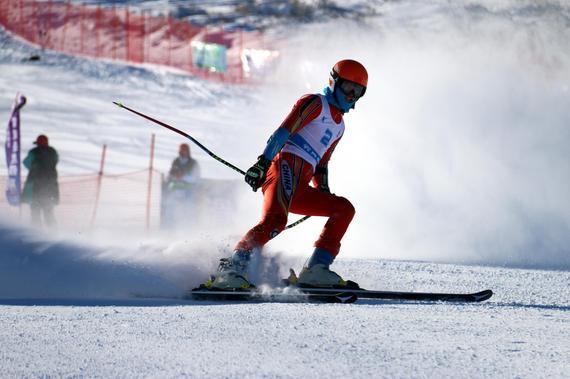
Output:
[235, 153, 313, 251]
[289, 187, 355, 257]
[211, 153, 313, 289]
[289, 188, 357, 287]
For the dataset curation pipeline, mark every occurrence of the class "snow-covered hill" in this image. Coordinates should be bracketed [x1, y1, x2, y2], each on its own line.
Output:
[1, 0, 569, 377]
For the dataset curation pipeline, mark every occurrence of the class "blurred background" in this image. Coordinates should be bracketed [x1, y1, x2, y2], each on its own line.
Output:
[1, 0, 569, 273]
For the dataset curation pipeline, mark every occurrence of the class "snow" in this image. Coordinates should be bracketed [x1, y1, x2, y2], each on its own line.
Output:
[1, 0, 570, 377]
[1, 302, 568, 378]
[0, 238, 569, 377]
[0, 219, 568, 377]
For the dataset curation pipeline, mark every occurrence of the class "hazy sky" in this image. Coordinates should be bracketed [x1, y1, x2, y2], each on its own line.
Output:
[251, 1, 570, 268]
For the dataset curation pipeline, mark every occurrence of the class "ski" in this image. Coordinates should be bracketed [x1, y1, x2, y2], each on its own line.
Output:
[292, 287, 493, 303]
[188, 286, 492, 303]
[188, 287, 358, 304]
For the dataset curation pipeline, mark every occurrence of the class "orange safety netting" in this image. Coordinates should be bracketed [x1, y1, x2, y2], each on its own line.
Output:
[0, 0, 267, 83]
[0, 169, 162, 231]
[0, 171, 243, 233]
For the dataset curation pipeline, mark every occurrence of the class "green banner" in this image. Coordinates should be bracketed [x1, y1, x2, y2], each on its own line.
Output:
[191, 41, 227, 73]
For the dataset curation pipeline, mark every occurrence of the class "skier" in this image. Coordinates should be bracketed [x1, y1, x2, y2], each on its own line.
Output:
[207, 59, 368, 290]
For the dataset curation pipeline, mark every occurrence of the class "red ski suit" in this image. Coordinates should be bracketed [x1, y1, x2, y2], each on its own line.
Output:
[235, 94, 355, 256]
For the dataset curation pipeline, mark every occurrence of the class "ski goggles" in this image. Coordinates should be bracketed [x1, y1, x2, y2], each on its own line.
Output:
[338, 79, 367, 99]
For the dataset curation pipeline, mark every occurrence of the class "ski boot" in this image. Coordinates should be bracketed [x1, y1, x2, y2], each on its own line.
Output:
[204, 249, 255, 290]
[295, 248, 360, 289]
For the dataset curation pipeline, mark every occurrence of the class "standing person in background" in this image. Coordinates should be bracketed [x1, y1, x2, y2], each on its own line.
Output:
[22, 134, 59, 227]
[167, 143, 200, 186]
[162, 143, 201, 228]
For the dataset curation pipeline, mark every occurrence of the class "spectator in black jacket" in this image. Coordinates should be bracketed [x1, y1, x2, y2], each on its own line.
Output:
[22, 134, 59, 227]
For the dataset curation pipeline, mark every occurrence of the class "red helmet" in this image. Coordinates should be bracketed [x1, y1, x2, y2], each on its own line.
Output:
[329, 59, 368, 99]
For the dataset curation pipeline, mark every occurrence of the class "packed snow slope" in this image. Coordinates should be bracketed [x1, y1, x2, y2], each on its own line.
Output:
[1, 0, 569, 267]
[0, 218, 569, 378]
[0, 0, 569, 377]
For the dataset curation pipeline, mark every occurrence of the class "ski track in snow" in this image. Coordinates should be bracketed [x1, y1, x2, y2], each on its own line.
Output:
[1, 1, 570, 377]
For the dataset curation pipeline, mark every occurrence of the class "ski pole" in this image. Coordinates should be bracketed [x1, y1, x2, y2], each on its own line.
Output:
[113, 101, 310, 230]
[113, 101, 245, 176]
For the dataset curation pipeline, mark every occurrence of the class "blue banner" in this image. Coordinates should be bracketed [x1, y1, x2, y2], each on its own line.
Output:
[5, 93, 26, 206]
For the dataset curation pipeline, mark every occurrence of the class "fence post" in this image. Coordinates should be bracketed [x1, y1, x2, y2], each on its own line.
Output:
[90, 144, 107, 228]
[168, 15, 172, 66]
[112, 4, 116, 60]
[146, 133, 155, 232]
[239, 29, 244, 83]
[143, 10, 148, 63]
[188, 23, 193, 75]
[37, 0, 41, 47]
[34, 0, 39, 46]
[18, 0, 23, 36]
[125, 6, 129, 62]
[139, 9, 144, 64]
[79, 4, 84, 55]
[61, 0, 70, 52]
[18, 93, 23, 220]
[95, 5, 100, 58]
[46, 0, 52, 50]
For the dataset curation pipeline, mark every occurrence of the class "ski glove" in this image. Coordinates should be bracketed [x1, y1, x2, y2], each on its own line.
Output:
[314, 165, 330, 193]
[245, 155, 272, 192]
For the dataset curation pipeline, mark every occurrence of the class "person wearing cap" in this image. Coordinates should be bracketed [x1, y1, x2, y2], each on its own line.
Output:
[22, 134, 59, 227]
[162, 143, 201, 228]
[167, 143, 200, 186]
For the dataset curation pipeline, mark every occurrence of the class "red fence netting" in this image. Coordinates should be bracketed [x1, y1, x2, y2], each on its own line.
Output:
[0, 170, 162, 232]
[0, 0, 270, 83]
[0, 173, 243, 233]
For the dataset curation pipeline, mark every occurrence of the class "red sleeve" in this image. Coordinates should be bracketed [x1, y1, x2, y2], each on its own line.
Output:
[279, 94, 323, 135]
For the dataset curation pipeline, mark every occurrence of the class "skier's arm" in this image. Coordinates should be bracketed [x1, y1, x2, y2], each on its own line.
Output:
[260, 94, 323, 161]
[312, 138, 341, 193]
[261, 127, 290, 161]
